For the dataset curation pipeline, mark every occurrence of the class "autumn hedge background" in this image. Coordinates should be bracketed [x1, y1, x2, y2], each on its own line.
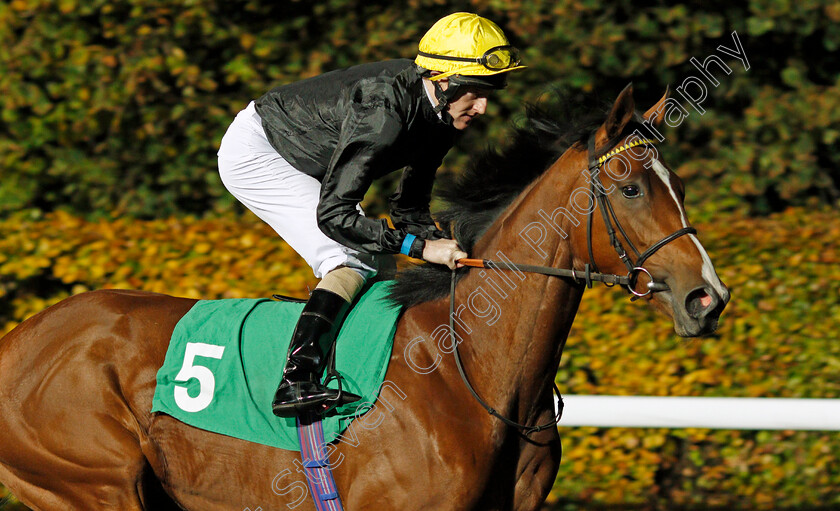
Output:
[1, 0, 838, 510]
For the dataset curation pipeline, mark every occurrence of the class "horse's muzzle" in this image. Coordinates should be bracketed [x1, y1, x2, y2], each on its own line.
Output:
[683, 285, 729, 335]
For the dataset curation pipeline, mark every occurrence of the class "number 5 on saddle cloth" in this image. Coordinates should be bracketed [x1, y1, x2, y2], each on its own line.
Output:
[151, 281, 400, 449]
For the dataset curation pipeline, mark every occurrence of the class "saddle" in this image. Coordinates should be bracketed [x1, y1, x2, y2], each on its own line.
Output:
[151, 281, 401, 450]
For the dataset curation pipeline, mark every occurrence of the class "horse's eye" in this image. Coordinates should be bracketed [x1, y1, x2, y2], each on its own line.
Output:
[622, 184, 642, 199]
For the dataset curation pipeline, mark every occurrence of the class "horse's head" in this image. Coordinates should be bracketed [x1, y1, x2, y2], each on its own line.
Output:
[567, 84, 730, 337]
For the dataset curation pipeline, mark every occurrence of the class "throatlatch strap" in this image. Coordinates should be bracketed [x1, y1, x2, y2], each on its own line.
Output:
[297, 412, 344, 511]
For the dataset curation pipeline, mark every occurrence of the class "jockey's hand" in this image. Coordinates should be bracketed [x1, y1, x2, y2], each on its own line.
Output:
[422, 238, 467, 270]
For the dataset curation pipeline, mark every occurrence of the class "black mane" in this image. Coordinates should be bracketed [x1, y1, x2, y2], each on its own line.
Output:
[388, 91, 622, 308]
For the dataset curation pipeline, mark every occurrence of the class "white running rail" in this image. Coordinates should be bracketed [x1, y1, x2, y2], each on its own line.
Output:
[555, 395, 840, 431]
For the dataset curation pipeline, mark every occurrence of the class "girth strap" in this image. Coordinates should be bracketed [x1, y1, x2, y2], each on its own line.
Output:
[296, 412, 344, 510]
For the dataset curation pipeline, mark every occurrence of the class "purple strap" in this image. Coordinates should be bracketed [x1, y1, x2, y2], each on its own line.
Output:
[296, 412, 344, 510]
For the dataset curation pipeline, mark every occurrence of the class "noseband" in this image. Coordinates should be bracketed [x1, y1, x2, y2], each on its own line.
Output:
[450, 131, 696, 436]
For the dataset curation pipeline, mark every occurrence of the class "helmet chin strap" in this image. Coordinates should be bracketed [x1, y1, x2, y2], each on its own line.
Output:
[431, 79, 458, 126]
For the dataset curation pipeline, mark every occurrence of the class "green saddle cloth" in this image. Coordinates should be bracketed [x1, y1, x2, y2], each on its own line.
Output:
[151, 281, 401, 451]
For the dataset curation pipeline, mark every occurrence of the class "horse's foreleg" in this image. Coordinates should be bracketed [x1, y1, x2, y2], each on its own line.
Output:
[511, 426, 562, 511]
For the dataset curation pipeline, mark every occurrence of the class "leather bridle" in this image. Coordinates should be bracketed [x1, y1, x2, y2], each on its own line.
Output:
[449, 130, 697, 436]
[584, 133, 696, 298]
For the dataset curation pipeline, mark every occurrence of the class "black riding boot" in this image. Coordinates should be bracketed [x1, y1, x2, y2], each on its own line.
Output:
[272, 289, 361, 417]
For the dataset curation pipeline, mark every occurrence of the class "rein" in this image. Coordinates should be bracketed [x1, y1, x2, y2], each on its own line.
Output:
[447, 131, 696, 436]
[449, 271, 564, 437]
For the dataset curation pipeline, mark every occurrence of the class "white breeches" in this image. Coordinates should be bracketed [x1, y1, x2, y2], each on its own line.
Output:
[217, 101, 377, 279]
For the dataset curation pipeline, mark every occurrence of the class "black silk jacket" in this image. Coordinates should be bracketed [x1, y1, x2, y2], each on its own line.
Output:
[255, 59, 458, 255]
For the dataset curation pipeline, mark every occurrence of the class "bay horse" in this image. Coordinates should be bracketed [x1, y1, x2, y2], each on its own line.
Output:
[0, 85, 728, 511]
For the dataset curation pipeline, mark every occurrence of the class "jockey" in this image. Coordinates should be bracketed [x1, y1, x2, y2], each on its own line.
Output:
[217, 12, 525, 418]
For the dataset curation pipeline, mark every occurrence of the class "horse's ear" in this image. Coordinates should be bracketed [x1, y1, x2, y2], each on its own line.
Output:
[643, 86, 671, 129]
[594, 83, 635, 150]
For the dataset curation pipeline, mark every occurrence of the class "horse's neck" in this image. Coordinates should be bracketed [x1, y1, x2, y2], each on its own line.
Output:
[448, 150, 586, 420]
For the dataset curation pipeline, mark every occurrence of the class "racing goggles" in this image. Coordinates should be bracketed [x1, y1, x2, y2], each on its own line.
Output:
[417, 45, 521, 71]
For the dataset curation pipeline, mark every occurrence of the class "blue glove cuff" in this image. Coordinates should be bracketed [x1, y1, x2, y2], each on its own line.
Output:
[400, 234, 417, 256]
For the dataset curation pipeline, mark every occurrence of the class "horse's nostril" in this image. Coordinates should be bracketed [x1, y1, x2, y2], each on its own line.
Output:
[685, 288, 713, 319]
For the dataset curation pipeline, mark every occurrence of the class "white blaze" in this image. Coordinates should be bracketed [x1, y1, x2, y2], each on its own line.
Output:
[650, 159, 728, 298]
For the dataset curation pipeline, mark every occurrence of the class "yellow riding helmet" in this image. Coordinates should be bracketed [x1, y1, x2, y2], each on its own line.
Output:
[415, 12, 526, 82]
